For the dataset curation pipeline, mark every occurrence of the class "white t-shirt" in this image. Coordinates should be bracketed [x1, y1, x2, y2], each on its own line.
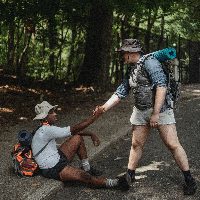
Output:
[31, 124, 71, 169]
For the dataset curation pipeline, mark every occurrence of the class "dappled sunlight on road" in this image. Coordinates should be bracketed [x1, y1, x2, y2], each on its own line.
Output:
[117, 161, 170, 180]
[136, 161, 170, 173]
[135, 174, 148, 179]
[135, 161, 170, 180]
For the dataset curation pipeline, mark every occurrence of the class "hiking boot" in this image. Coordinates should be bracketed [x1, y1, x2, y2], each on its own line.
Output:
[117, 175, 130, 191]
[85, 167, 103, 176]
[126, 172, 135, 185]
[184, 177, 197, 195]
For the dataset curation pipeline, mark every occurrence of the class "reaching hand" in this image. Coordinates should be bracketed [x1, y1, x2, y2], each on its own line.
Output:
[91, 133, 100, 147]
[93, 106, 99, 115]
[93, 106, 105, 119]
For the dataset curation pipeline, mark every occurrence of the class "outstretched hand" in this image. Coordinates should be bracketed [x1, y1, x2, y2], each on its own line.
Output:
[93, 106, 105, 119]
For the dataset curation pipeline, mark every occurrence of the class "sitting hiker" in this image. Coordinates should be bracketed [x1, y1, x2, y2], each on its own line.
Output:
[31, 101, 129, 190]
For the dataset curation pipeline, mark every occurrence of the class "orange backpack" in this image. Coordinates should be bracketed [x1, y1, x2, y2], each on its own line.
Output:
[11, 126, 50, 178]
[11, 144, 39, 178]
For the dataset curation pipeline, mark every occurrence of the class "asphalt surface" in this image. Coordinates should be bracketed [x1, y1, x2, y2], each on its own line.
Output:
[50, 98, 200, 200]
[1, 86, 200, 200]
[0, 92, 133, 200]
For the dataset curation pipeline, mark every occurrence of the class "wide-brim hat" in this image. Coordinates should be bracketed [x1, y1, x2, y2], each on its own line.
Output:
[33, 101, 58, 120]
[116, 39, 144, 53]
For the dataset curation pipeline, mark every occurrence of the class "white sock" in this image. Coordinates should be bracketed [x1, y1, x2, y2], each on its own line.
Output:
[81, 158, 90, 171]
[106, 179, 118, 187]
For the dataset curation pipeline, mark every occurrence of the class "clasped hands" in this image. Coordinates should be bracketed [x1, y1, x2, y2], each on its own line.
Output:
[92, 106, 105, 119]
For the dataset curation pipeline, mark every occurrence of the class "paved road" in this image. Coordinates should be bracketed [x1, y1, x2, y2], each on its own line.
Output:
[50, 98, 200, 200]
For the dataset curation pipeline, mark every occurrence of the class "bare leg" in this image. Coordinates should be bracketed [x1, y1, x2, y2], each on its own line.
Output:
[59, 165, 107, 187]
[59, 134, 87, 162]
[59, 135, 107, 187]
[157, 124, 189, 171]
[58, 134, 129, 189]
[128, 125, 151, 170]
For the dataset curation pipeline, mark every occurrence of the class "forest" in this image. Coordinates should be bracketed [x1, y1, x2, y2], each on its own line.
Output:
[1, 0, 200, 93]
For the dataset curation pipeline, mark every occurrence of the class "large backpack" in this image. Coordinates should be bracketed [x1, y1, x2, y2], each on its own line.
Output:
[138, 48, 181, 111]
[11, 125, 50, 178]
[11, 143, 39, 178]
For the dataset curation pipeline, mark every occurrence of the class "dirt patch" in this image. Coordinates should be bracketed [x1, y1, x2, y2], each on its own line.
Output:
[0, 85, 105, 129]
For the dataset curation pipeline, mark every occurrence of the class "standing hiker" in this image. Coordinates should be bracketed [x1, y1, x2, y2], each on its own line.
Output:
[93, 39, 197, 195]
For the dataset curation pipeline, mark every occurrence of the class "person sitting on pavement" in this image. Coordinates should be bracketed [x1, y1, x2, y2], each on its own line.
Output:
[31, 101, 129, 190]
[93, 39, 197, 195]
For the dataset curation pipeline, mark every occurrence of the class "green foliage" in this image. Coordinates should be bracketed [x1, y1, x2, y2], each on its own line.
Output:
[0, 0, 199, 86]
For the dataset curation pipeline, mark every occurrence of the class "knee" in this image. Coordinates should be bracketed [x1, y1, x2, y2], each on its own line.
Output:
[165, 142, 180, 152]
[131, 140, 144, 150]
[73, 134, 84, 143]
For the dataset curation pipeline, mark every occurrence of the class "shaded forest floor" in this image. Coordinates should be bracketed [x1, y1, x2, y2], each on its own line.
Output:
[0, 69, 118, 129]
[1, 69, 200, 130]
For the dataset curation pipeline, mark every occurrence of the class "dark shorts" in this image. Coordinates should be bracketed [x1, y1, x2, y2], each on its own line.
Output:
[41, 149, 71, 181]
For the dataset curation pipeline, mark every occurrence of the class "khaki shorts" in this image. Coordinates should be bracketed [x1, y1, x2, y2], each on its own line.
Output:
[130, 106, 176, 125]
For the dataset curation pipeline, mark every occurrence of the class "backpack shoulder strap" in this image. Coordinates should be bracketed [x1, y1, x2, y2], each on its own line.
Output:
[138, 54, 153, 78]
[33, 140, 51, 159]
[32, 123, 51, 159]
[31, 123, 43, 137]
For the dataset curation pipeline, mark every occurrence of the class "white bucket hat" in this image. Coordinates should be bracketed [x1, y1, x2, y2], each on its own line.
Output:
[33, 101, 58, 120]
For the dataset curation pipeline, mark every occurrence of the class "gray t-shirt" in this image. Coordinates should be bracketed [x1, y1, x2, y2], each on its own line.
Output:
[31, 124, 71, 169]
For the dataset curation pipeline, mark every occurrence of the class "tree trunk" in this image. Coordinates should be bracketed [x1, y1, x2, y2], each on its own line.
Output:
[133, 18, 140, 39]
[7, 22, 15, 72]
[48, 16, 57, 74]
[40, 21, 46, 79]
[78, 4, 113, 92]
[55, 28, 68, 79]
[157, 12, 165, 50]
[144, 8, 158, 53]
[17, 31, 32, 78]
[66, 25, 77, 82]
[116, 34, 121, 84]
[15, 20, 24, 72]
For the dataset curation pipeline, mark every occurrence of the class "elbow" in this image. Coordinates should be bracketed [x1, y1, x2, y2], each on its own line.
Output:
[70, 127, 77, 135]
[156, 87, 167, 95]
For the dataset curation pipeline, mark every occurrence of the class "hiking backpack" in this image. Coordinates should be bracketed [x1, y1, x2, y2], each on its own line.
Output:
[11, 143, 39, 178]
[11, 125, 50, 178]
[138, 47, 181, 111]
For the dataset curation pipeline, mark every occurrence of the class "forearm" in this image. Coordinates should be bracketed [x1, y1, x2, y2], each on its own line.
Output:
[70, 116, 97, 134]
[75, 130, 93, 136]
[103, 94, 121, 111]
[153, 87, 166, 114]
